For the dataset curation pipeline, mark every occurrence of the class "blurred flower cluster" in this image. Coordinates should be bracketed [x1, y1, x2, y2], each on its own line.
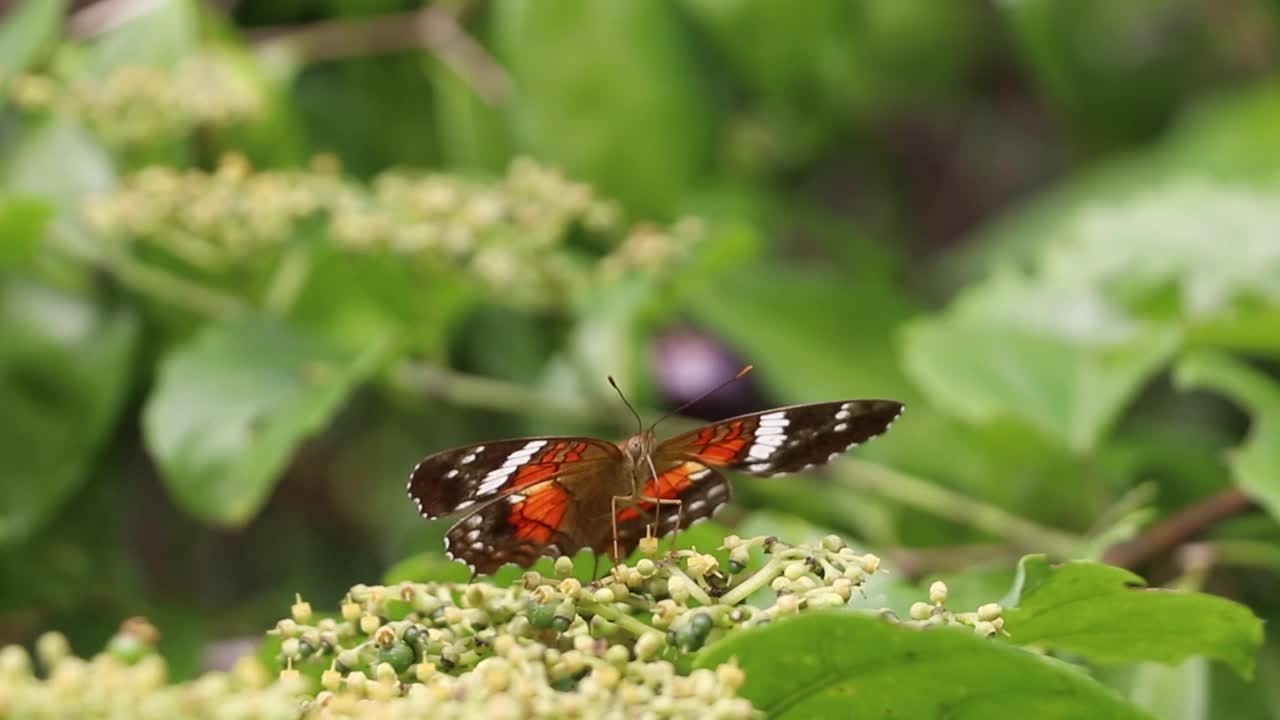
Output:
[84, 154, 705, 310]
[0, 534, 1005, 718]
[8, 52, 262, 148]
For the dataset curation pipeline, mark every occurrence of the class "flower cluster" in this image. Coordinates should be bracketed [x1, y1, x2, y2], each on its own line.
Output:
[84, 155, 705, 310]
[8, 52, 262, 148]
[0, 535, 1007, 718]
[905, 581, 1006, 637]
[0, 619, 303, 719]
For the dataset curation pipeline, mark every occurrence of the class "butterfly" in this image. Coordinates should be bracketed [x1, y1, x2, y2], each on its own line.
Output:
[407, 366, 904, 575]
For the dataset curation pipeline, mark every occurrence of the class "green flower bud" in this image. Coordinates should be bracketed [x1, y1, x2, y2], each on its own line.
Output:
[554, 556, 575, 577]
[291, 594, 313, 624]
[909, 602, 933, 621]
[377, 642, 416, 673]
[929, 581, 948, 605]
[527, 602, 557, 629]
[977, 603, 1003, 621]
[341, 602, 362, 622]
[667, 576, 691, 604]
[587, 614, 617, 638]
[344, 670, 368, 697]
[635, 632, 663, 661]
[36, 632, 70, 669]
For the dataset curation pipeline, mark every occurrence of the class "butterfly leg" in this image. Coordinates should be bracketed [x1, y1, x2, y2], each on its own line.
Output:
[610, 494, 625, 565]
[639, 496, 684, 551]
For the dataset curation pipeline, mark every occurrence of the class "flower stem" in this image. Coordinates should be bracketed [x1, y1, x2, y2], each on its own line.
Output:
[578, 600, 658, 639]
[836, 459, 1082, 558]
[263, 247, 312, 316]
[391, 362, 637, 428]
[103, 251, 247, 319]
[719, 556, 785, 606]
[665, 566, 713, 606]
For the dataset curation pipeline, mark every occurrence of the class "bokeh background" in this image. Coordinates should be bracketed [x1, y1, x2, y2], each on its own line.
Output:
[2, 0, 1280, 714]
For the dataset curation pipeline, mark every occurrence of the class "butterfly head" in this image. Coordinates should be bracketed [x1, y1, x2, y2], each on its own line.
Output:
[622, 431, 657, 465]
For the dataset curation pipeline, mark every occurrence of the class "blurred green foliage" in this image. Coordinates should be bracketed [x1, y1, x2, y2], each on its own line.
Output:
[2, 0, 1280, 716]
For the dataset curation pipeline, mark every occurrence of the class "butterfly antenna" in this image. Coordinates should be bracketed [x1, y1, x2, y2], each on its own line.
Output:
[649, 365, 753, 434]
[608, 375, 645, 436]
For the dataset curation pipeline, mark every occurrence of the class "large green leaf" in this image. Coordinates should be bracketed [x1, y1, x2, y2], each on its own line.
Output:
[903, 271, 1181, 453]
[0, 281, 137, 544]
[1129, 658, 1209, 720]
[948, 83, 1280, 288]
[1173, 351, 1280, 521]
[493, 0, 712, 218]
[79, 0, 200, 74]
[0, 0, 67, 94]
[695, 611, 1151, 719]
[690, 265, 918, 405]
[0, 196, 52, 268]
[2, 115, 115, 238]
[908, 180, 1280, 452]
[143, 316, 384, 527]
[1003, 555, 1263, 678]
[1003, 0, 1212, 148]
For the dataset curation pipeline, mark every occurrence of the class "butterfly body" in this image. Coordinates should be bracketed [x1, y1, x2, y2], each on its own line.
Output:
[409, 399, 903, 575]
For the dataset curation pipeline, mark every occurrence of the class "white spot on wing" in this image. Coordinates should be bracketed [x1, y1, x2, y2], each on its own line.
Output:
[754, 434, 785, 447]
[833, 422, 848, 432]
[835, 409, 851, 421]
[460, 453, 477, 464]
[748, 462, 772, 472]
[445, 468, 460, 479]
[760, 411, 787, 421]
[748, 444, 775, 459]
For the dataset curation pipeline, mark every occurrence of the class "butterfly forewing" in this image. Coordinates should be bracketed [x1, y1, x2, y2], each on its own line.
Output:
[407, 437, 620, 518]
[656, 399, 904, 476]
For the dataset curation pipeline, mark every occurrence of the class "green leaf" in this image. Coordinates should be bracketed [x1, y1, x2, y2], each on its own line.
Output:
[911, 180, 1280, 451]
[1173, 350, 1280, 520]
[1002, 0, 1210, 148]
[946, 83, 1280, 290]
[903, 272, 1181, 453]
[428, 59, 511, 172]
[2, 115, 115, 233]
[0, 281, 137, 544]
[493, 0, 712, 218]
[1003, 555, 1263, 678]
[690, 265, 918, 404]
[0, 0, 67, 93]
[0, 196, 52, 268]
[143, 316, 384, 527]
[1129, 658, 1209, 720]
[80, 0, 200, 74]
[695, 611, 1151, 719]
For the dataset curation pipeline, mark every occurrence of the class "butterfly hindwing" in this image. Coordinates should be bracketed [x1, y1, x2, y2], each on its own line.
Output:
[444, 478, 589, 574]
[407, 437, 621, 518]
[658, 399, 904, 477]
